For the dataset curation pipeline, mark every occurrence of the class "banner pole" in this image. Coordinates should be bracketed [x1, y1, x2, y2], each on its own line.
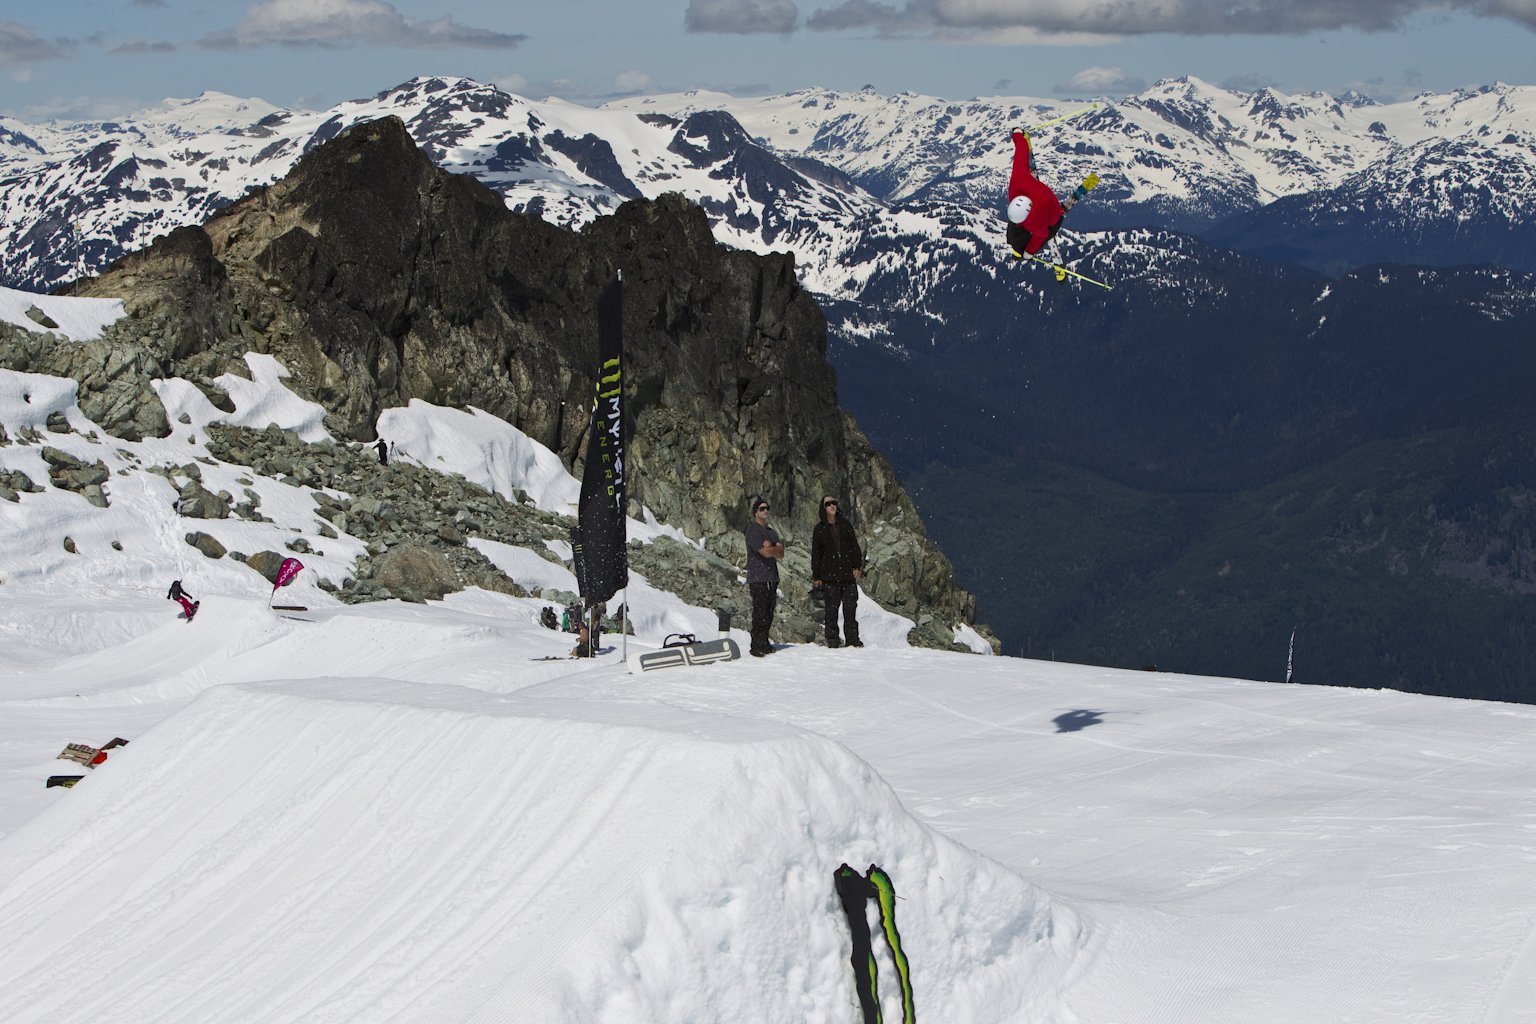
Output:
[619, 268, 628, 663]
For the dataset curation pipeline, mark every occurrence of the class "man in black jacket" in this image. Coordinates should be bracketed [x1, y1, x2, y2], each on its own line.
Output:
[811, 495, 864, 648]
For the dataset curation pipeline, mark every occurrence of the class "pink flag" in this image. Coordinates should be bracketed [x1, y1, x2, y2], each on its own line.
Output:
[273, 557, 304, 590]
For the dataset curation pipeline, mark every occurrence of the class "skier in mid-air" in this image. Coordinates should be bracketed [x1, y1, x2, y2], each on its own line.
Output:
[1007, 128, 1105, 288]
[1005, 130, 1064, 258]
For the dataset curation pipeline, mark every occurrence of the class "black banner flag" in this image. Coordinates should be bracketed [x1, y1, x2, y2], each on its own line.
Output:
[576, 274, 627, 603]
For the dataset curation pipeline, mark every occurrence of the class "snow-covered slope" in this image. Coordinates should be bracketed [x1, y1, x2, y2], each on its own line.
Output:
[0, 677, 1063, 1022]
[3, 291, 1536, 1022]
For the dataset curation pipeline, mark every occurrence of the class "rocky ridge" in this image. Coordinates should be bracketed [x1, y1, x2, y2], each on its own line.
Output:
[4, 116, 989, 650]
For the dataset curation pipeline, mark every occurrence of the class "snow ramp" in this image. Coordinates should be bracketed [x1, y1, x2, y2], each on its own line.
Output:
[0, 679, 1080, 1023]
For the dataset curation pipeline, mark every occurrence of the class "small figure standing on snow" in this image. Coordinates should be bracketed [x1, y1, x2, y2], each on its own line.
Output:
[375, 438, 389, 465]
[812, 495, 864, 649]
[744, 495, 785, 658]
[167, 579, 200, 621]
[1005, 130, 1099, 259]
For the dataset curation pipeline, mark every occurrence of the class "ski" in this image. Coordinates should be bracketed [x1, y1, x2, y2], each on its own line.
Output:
[834, 863, 918, 1023]
[868, 865, 916, 1024]
[1027, 252, 1113, 290]
[533, 646, 617, 662]
[834, 864, 882, 1024]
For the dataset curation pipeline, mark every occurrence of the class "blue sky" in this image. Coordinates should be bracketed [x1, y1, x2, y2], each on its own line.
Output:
[3, 0, 1534, 121]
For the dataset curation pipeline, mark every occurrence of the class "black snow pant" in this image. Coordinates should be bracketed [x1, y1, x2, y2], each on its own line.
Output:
[822, 582, 860, 645]
[749, 581, 777, 654]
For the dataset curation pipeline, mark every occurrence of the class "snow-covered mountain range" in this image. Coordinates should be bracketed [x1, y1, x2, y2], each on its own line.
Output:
[0, 77, 873, 298]
[3, 74, 1534, 298]
[612, 77, 1536, 221]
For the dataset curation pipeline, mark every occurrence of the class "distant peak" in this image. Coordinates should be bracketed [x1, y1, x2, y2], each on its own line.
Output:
[1143, 75, 1229, 102]
[374, 75, 502, 102]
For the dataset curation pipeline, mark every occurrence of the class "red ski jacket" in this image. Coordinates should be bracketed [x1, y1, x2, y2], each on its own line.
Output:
[1006, 132, 1064, 255]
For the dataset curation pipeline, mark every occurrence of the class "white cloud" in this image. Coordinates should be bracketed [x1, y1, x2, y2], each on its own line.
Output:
[490, 72, 582, 101]
[201, 0, 525, 50]
[932, 24, 1118, 44]
[685, 0, 800, 33]
[1334, 68, 1434, 102]
[16, 93, 148, 121]
[1221, 72, 1282, 93]
[0, 20, 74, 69]
[106, 38, 178, 56]
[1058, 66, 1146, 96]
[805, 0, 1536, 36]
[1484, 0, 1536, 24]
[494, 73, 531, 94]
[806, 0, 902, 30]
[612, 69, 653, 94]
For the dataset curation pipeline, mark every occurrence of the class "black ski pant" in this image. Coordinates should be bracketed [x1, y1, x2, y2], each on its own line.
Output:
[749, 581, 777, 654]
[822, 582, 860, 644]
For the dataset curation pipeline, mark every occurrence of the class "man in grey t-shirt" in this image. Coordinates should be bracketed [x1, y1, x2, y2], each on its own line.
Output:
[744, 495, 784, 657]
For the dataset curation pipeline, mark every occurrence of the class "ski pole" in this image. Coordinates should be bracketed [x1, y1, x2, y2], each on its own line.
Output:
[1027, 102, 1100, 134]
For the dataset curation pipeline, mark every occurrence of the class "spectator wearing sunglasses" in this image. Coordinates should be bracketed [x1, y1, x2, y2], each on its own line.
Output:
[744, 495, 784, 657]
[812, 495, 864, 648]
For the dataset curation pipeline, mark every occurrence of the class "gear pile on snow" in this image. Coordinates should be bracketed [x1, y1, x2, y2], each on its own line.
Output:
[49, 737, 130, 788]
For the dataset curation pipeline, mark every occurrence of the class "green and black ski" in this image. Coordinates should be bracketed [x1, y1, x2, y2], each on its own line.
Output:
[834, 862, 915, 1023]
[868, 865, 915, 1023]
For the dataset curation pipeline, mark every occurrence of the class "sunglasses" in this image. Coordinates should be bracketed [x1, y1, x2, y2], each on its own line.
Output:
[755, 504, 770, 512]
[823, 500, 839, 507]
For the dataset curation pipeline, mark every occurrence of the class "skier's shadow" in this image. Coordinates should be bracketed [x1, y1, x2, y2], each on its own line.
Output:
[1053, 709, 1106, 733]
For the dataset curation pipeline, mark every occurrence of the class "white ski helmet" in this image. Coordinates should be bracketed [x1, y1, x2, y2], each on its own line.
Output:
[1007, 196, 1033, 224]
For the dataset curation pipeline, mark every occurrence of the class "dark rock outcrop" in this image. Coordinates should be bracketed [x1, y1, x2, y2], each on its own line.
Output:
[41, 446, 110, 507]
